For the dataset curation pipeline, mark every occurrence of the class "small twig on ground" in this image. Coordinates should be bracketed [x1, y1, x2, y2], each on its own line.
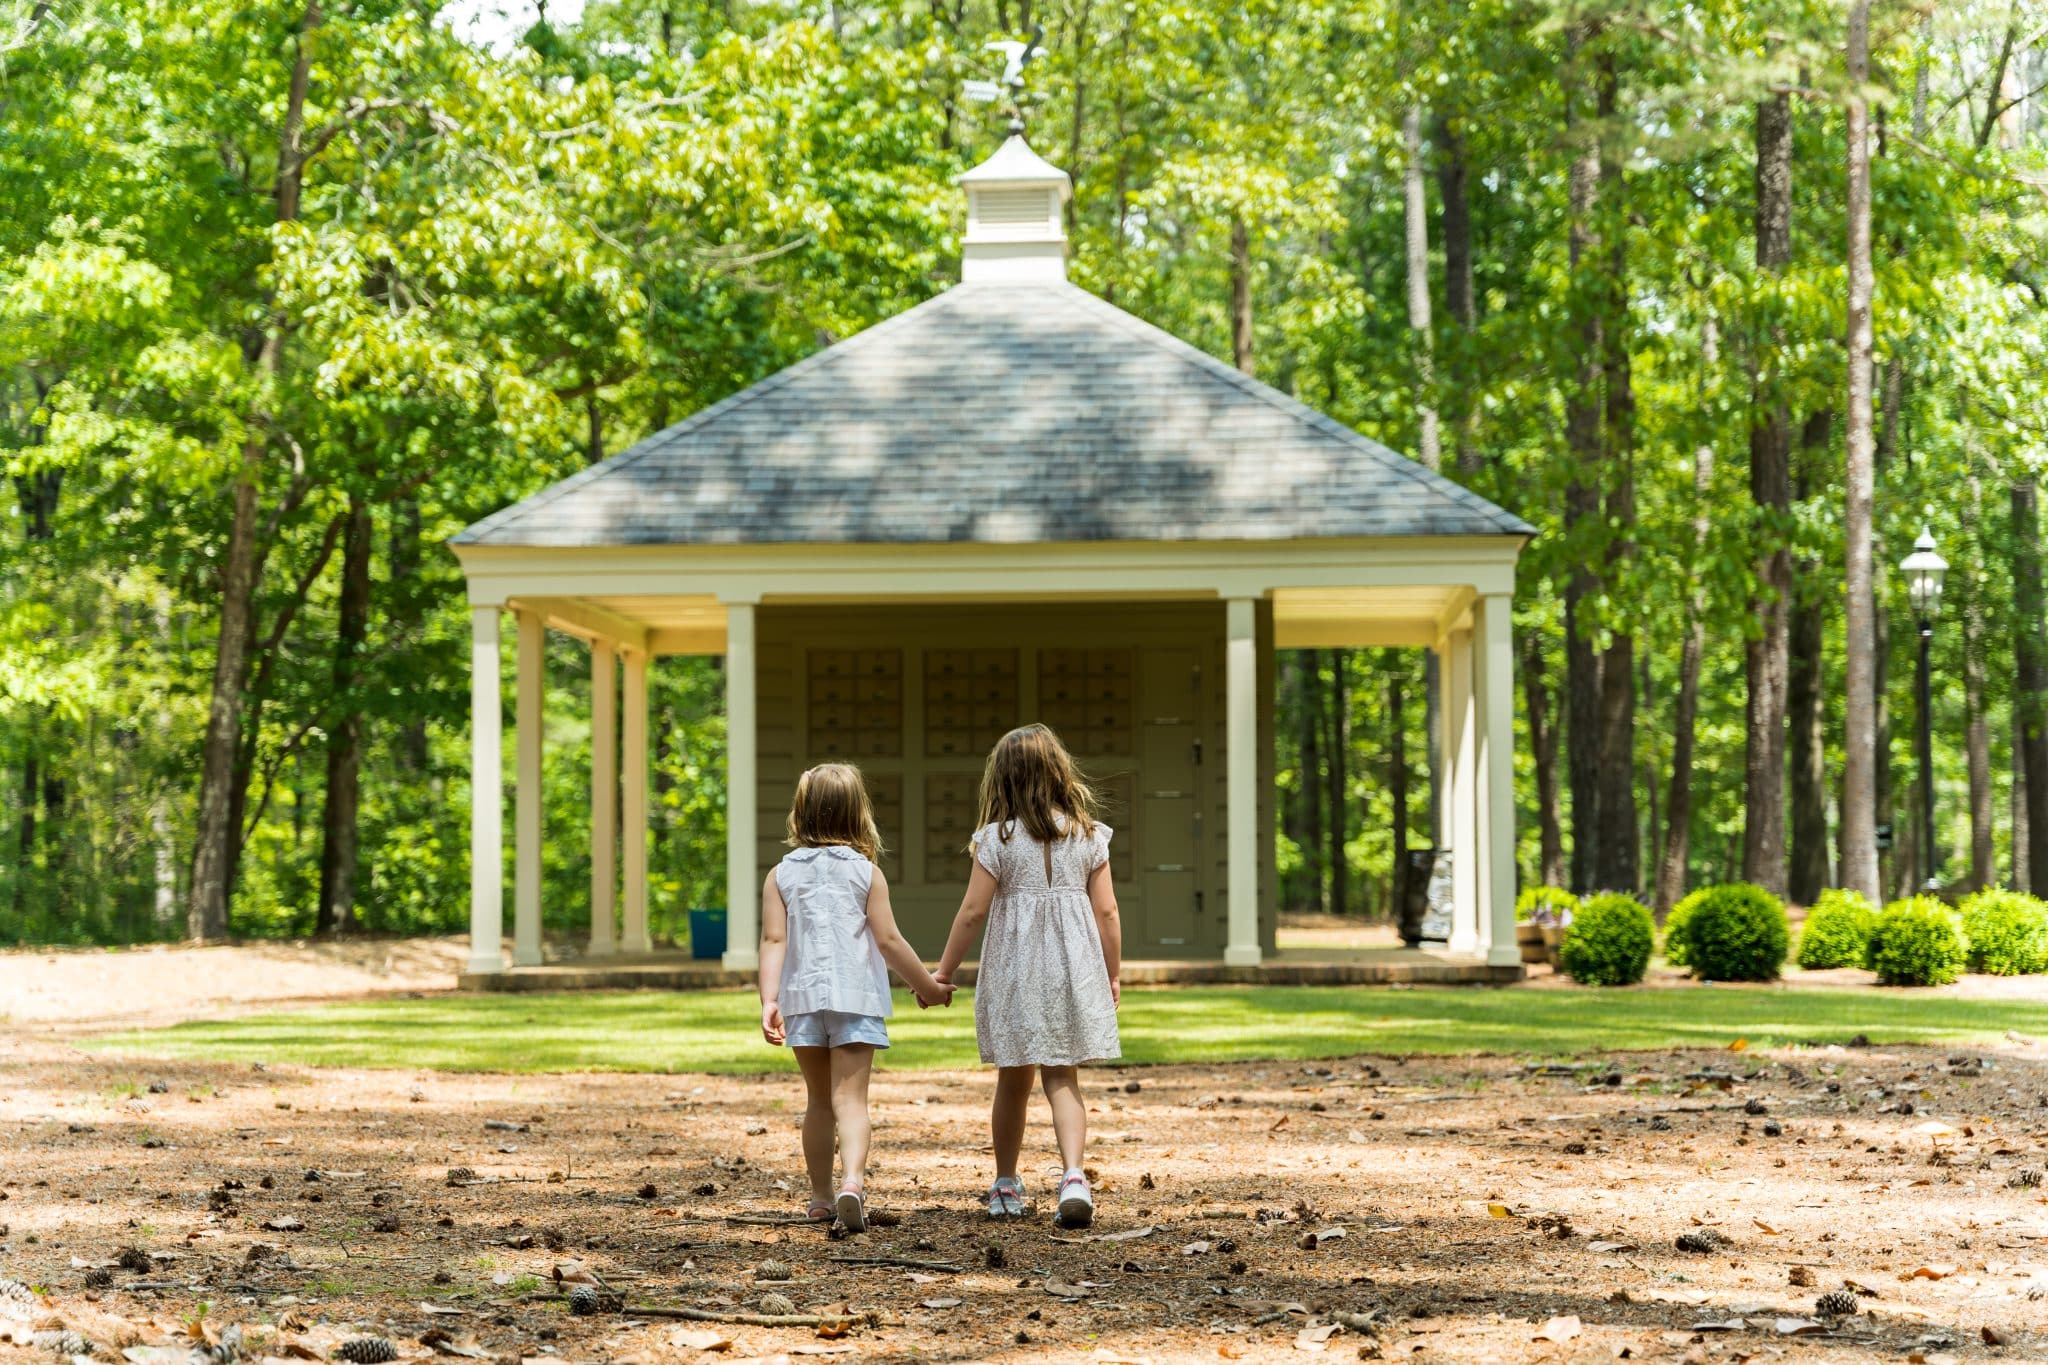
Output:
[724, 1213, 824, 1226]
[826, 1255, 961, 1272]
[624, 1305, 875, 1328]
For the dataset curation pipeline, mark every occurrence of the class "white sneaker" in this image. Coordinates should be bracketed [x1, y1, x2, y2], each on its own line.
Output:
[986, 1176, 1025, 1219]
[835, 1188, 866, 1233]
[1055, 1171, 1093, 1228]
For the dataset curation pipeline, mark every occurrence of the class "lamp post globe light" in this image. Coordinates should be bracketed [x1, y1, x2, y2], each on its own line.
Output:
[1901, 527, 1948, 891]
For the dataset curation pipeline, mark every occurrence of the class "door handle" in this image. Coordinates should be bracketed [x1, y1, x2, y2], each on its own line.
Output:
[1152, 864, 1187, 872]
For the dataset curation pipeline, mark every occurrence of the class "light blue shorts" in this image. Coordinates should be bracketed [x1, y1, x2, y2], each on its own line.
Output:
[785, 1010, 890, 1049]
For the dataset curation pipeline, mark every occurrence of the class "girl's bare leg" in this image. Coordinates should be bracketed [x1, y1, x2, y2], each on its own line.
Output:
[828, 1044, 876, 1191]
[793, 1046, 836, 1207]
[1038, 1065, 1087, 1172]
[991, 1065, 1037, 1179]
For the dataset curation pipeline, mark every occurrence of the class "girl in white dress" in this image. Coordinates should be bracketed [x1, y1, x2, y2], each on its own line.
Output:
[758, 763, 953, 1231]
[935, 724, 1123, 1227]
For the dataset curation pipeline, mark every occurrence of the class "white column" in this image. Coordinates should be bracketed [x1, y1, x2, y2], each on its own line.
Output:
[1475, 593, 1520, 967]
[723, 601, 760, 972]
[467, 607, 505, 974]
[621, 648, 651, 954]
[513, 609, 544, 968]
[1224, 597, 1261, 967]
[1444, 625, 1479, 954]
[588, 642, 617, 957]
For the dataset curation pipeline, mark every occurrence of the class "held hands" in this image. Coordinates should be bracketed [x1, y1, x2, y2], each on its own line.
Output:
[916, 970, 956, 1010]
[760, 1000, 786, 1046]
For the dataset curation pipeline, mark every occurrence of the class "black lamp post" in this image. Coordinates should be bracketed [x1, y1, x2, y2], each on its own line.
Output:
[1901, 527, 1948, 891]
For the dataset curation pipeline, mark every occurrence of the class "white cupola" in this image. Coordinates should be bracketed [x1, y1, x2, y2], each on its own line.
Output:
[956, 134, 1071, 283]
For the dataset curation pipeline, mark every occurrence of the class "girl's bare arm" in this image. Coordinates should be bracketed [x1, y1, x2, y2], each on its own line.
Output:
[1087, 863, 1123, 1006]
[935, 860, 1000, 982]
[758, 872, 789, 1043]
[864, 868, 952, 1006]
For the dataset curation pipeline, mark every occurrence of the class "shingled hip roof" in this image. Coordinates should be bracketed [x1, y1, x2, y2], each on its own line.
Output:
[453, 281, 1534, 549]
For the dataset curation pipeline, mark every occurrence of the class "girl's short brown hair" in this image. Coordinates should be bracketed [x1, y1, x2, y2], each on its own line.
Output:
[785, 763, 884, 862]
[974, 723, 1097, 853]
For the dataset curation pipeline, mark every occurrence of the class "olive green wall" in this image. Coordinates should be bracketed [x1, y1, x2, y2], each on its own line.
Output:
[754, 602, 1276, 959]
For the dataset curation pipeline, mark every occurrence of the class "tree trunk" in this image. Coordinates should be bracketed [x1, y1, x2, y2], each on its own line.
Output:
[391, 496, 429, 771]
[1788, 411, 1831, 904]
[1387, 656, 1409, 922]
[1326, 651, 1349, 915]
[1838, 0, 1881, 904]
[186, 0, 322, 941]
[1298, 650, 1324, 911]
[1562, 21, 1605, 895]
[316, 496, 374, 935]
[1963, 563, 1993, 890]
[2012, 480, 2048, 894]
[1523, 630, 1566, 888]
[1229, 216, 1253, 377]
[1403, 104, 1440, 471]
[1433, 110, 1481, 477]
[1744, 89, 1794, 897]
[1591, 50, 1638, 896]
[2014, 704, 2030, 889]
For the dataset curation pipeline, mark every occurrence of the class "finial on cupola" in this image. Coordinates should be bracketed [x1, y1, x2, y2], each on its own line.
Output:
[956, 26, 1067, 284]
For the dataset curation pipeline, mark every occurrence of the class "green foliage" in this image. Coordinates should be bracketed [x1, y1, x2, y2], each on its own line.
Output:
[1867, 898, 1969, 987]
[1672, 884, 1789, 982]
[1797, 889, 1878, 970]
[1957, 889, 2048, 976]
[1557, 893, 1655, 987]
[1516, 885, 1578, 923]
[1662, 889, 1704, 968]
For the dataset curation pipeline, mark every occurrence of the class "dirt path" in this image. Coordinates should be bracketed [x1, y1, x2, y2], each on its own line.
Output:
[4, 1033, 2045, 1363]
[0, 936, 471, 1033]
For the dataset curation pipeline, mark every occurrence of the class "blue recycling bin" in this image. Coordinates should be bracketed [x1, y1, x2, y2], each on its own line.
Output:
[689, 908, 728, 961]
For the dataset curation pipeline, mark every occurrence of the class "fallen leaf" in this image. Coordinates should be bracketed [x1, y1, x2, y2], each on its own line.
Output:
[1536, 1315, 1581, 1345]
[1587, 1240, 1637, 1253]
[421, 1330, 493, 1358]
[1219, 1347, 1245, 1360]
[260, 1216, 304, 1232]
[1753, 1219, 1781, 1235]
[1045, 1278, 1090, 1299]
[1087, 1225, 1158, 1242]
[1728, 1038, 1748, 1051]
[1486, 1203, 1516, 1218]
[1774, 1319, 1827, 1336]
[416, 1302, 466, 1316]
[1687, 1319, 1747, 1333]
[1181, 1241, 1212, 1256]
[1269, 1115, 1290, 1133]
[1293, 1323, 1341, 1352]
[920, 1298, 961, 1310]
[1911, 1265, 1956, 1280]
[790, 1348, 856, 1357]
[666, 1328, 733, 1352]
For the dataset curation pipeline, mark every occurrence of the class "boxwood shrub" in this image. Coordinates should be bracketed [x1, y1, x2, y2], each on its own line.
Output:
[1516, 885, 1579, 924]
[1796, 888, 1877, 970]
[1675, 883, 1790, 981]
[1866, 896, 1968, 987]
[1662, 889, 1704, 968]
[1957, 888, 2048, 976]
[1557, 892, 1655, 986]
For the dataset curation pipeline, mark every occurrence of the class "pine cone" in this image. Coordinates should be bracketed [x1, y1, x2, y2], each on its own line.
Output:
[1815, 1290, 1859, 1318]
[116, 1249, 153, 1272]
[82, 1267, 114, 1290]
[2008, 1168, 2042, 1189]
[1674, 1229, 1725, 1254]
[444, 1167, 477, 1186]
[566, 1285, 622, 1316]
[757, 1292, 796, 1317]
[754, 1260, 791, 1282]
[31, 1329, 90, 1356]
[333, 1339, 399, 1365]
[1743, 1098, 1768, 1116]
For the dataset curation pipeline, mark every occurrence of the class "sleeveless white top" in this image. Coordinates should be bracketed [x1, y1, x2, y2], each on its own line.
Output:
[774, 845, 890, 1018]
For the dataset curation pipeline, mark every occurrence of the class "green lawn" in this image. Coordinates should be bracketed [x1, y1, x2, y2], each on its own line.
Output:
[83, 983, 2048, 1074]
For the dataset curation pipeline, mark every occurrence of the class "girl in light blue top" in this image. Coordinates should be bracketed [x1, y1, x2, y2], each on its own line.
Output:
[758, 763, 952, 1231]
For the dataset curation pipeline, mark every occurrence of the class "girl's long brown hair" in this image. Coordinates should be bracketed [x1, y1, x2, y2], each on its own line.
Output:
[785, 763, 884, 862]
[974, 724, 1097, 858]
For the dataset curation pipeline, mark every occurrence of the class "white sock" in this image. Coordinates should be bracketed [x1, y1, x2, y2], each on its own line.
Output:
[1064, 1166, 1086, 1183]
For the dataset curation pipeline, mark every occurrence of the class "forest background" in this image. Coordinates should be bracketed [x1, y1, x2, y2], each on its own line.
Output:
[3, 0, 2046, 945]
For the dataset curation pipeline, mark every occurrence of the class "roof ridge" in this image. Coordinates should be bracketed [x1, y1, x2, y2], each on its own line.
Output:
[451, 288, 965, 546]
[1037, 283, 1532, 535]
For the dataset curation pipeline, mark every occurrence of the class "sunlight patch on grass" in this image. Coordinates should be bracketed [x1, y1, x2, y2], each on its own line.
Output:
[82, 982, 2048, 1075]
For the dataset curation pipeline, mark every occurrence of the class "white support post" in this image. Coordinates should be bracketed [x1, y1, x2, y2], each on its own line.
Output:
[723, 601, 760, 972]
[467, 607, 505, 975]
[1475, 594, 1519, 967]
[589, 642, 617, 957]
[1224, 597, 1261, 967]
[513, 609, 544, 968]
[621, 648, 651, 954]
[1445, 625, 1479, 954]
